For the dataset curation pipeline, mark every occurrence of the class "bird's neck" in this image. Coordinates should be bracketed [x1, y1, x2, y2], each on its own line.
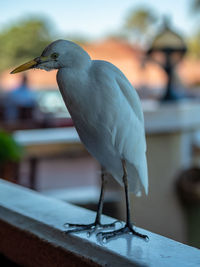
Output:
[57, 65, 92, 126]
[57, 64, 90, 100]
[67, 48, 91, 70]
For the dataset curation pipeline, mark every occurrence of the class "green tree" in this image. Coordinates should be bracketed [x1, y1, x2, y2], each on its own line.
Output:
[0, 18, 53, 71]
[187, 31, 200, 58]
[187, 0, 200, 58]
[191, 0, 200, 13]
[124, 7, 157, 44]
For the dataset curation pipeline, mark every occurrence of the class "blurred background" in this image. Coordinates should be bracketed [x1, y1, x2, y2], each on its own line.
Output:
[0, 0, 200, 249]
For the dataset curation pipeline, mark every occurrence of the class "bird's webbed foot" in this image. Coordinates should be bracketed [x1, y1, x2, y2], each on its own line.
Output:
[63, 220, 122, 237]
[97, 223, 149, 242]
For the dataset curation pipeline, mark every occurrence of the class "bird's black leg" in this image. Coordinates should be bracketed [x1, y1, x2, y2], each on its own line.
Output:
[64, 168, 120, 236]
[97, 160, 148, 242]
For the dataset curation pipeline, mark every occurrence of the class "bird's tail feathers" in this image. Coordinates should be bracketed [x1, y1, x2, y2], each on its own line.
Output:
[126, 159, 148, 196]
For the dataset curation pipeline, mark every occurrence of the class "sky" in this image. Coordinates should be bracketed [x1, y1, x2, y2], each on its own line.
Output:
[0, 0, 197, 40]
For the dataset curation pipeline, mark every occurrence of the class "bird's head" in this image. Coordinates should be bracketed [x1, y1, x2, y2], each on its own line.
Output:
[11, 39, 90, 74]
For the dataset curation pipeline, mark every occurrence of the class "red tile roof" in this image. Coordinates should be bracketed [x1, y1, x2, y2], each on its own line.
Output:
[1, 38, 199, 91]
[1, 69, 57, 91]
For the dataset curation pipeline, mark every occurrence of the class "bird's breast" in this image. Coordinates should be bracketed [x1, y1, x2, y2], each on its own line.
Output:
[57, 68, 102, 129]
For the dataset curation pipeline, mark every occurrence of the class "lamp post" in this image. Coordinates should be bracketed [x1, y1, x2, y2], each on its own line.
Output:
[147, 19, 187, 101]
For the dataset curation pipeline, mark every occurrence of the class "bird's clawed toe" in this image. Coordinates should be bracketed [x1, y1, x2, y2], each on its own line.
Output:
[100, 220, 122, 229]
[63, 222, 95, 234]
[63, 220, 121, 236]
[97, 224, 149, 242]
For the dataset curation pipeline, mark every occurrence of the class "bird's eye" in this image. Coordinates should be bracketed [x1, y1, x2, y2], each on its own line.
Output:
[51, 53, 59, 59]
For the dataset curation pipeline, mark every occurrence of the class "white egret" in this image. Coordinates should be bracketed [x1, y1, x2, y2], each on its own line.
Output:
[11, 40, 148, 241]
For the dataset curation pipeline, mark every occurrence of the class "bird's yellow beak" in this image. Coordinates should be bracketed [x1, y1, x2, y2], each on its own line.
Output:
[10, 59, 38, 74]
[10, 56, 49, 74]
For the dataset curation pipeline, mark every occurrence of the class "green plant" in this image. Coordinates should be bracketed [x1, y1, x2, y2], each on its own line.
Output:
[0, 130, 22, 163]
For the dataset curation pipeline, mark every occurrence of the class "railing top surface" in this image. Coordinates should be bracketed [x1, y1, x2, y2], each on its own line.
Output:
[0, 179, 200, 267]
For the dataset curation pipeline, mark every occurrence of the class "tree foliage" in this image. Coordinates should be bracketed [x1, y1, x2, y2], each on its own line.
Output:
[191, 0, 200, 13]
[124, 7, 157, 44]
[187, 0, 200, 58]
[187, 30, 200, 58]
[0, 18, 53, 71]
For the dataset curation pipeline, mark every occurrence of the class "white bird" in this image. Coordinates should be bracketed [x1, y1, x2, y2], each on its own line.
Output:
[11, 40, 148, 241]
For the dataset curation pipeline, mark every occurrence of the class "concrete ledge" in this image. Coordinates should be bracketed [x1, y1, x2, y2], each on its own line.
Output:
[143, 100, 200, 134]
[0, 179, 200, 267]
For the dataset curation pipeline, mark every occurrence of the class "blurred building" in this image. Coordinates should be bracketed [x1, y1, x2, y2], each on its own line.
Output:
[1, 38, 200, 91]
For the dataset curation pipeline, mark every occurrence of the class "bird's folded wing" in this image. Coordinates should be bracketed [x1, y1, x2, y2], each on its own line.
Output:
[110, 71, 148, 193]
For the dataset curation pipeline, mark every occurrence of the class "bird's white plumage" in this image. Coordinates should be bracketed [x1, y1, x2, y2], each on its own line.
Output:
[37, 40, 148, 195]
